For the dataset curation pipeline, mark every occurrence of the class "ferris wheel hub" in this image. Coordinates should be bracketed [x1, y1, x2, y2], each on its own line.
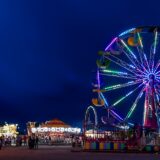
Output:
[148, 73, 155, 81]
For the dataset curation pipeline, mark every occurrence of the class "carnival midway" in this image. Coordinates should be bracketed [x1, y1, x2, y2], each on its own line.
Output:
[0, 119, 81, 149]
[0, 26, 160, 155]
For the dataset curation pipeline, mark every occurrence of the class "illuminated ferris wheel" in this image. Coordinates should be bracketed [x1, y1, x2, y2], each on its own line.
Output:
[91, 26, 160, 131]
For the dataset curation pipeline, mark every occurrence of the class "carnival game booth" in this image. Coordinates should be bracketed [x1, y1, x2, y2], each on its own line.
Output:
[84, 105, 127, 151]
[84, 105, 160, 153]
[27, 119, 81, 145]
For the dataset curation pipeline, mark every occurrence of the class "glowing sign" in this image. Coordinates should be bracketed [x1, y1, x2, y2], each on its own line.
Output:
[31, 127, 81, 133]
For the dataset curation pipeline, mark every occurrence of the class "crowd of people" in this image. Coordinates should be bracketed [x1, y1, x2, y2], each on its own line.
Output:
[0, 135, 36, 150]
[72, 136, 83, 148]
[0, 135, 28, 147]
[0, 134, 83, 150]
[34, 134, 74, 145]
[28, 135, 39, 149]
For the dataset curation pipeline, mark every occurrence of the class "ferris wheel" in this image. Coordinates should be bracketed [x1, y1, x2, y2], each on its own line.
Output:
[93, 26, 160, 131]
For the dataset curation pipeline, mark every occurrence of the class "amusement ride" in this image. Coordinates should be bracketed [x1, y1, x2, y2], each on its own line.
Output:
[84, 26, 160, 135]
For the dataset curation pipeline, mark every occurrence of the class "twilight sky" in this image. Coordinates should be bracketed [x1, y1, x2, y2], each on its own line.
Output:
[0, 0, 159, 129]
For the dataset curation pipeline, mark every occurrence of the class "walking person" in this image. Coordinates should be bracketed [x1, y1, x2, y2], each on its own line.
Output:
[28, 136, 35, 149]
[23, 135, 27, 146]
[28, 136, 32, 149]
[35, 136, 39, 149]
[0, 136, 3, 150]
[72, 136, 76, 148]
[32, 135, 35, 149]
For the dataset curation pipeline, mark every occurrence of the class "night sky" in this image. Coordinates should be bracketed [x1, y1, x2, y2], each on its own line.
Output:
[0, 0, 159, 129]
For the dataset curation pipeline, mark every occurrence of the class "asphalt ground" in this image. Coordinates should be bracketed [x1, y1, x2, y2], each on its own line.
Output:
[0, 145, 159, 160]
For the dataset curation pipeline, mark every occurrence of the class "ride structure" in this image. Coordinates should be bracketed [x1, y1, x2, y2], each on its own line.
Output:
[84, 26, 160, 134]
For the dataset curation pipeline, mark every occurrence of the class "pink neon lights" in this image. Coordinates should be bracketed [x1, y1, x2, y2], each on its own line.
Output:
[105, 37, 117, 51]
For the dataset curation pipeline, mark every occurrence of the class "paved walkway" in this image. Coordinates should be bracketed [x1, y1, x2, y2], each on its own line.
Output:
[0, 146, 159, 160]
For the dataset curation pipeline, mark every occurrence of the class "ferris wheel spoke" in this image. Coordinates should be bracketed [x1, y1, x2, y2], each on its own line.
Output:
[155, 86, 160, 95]
[104, 79, 143, 92]
[100, 69, 139, 79]
[155, 71, 160, 78]
[155, 78, 160, 83]
[110, 109, 123, 121]
[125, 87, 145, 120]
[154, 93, 160, 129]
[99, 92, 109, 107]
[110, 83, 144, 108]
[149, 29, 158, 72]
[99, 93, 124, 121]
[136, 34, 145, 65]
[154, 60, 160, 73]
[137, 32, 143, 48]
[137, 32, 150, 72]
[118, 39, 143, 71]
[155, 93, 160, 103]
[155, 93, 160, 110]
[104, 53, 144, 76]
[156, 74, 160, 77]
[156, 72, 160, 76]
[105, 37, 118, 51]
[100, 73, 138, 80]
[137, 48, 150, 73]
